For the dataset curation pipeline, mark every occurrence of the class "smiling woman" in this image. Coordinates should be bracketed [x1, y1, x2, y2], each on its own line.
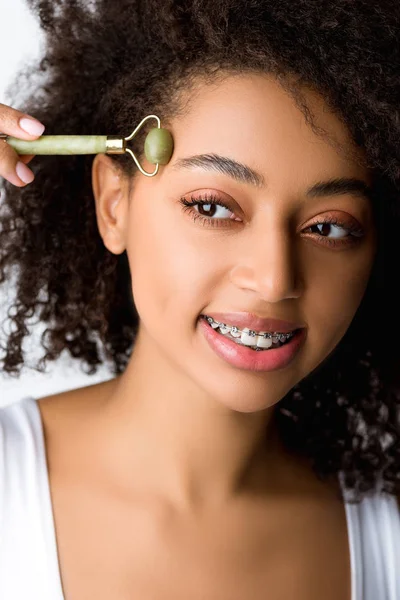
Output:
[0, 1, 399, 599]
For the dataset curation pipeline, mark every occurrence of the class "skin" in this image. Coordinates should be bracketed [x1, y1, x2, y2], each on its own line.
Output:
[91, 71, 376, 501]
[37, 72, 377, 598]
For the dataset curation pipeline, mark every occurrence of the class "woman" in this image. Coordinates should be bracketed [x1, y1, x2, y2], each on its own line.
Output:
[0, 1, 399, 598]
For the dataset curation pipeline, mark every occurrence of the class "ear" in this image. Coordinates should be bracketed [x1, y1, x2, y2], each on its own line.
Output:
[91, 154, 130, 255]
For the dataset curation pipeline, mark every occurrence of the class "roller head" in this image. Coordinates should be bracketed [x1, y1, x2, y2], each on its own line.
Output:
[144, 127, 174, 165]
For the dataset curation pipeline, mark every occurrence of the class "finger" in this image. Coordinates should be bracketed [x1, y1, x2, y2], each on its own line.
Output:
[0, 138, 35, 187]
[19, 154, 35, 165]
[0, 102, 45, 139]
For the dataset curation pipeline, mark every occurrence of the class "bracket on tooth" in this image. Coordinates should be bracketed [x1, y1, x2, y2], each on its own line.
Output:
[205, 316, 292, 340]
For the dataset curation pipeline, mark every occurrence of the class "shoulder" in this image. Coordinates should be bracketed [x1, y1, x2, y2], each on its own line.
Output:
[37, 378, 116, 430]
[0, 378, 114, 448]
[35, 379, 118, 465]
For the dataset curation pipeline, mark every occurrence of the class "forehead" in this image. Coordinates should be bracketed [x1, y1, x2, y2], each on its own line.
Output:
[169, 73, 370, 186]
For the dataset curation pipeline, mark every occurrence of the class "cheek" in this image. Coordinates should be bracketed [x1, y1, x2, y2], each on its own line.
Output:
[307, 246, 375, 354]
[125, 199, 221, 322]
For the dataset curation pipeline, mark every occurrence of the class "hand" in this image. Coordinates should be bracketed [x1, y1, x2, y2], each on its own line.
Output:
[0, 103, 45, 187]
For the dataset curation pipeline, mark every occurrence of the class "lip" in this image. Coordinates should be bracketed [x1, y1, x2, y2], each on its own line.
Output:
[202, 312, 305, 333]
[199, 317, 306, 372]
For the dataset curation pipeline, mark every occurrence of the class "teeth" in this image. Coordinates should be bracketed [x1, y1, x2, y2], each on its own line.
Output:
[240, 328, 258, 347]
[257, 335, 273, 349]
[230, 326, 241, 338]
[204, 316, 294, 346]
[218, 324, 231, 334]
[207, 317, 220, 329]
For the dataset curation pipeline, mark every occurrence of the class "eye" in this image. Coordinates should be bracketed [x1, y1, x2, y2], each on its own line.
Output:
[179, 192, 365, 247]
[180, 193, 238, 223]
[196, 202, 233, 219]
[313, 223, 347, 239]
[303, 216, 365, 247]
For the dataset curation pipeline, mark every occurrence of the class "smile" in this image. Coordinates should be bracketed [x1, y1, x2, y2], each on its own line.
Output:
[201, 315, 295, 351]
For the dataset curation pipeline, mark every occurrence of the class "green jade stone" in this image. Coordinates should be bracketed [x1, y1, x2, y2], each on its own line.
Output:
[144, 128, 174, 165]
[6, 135, 108, 155]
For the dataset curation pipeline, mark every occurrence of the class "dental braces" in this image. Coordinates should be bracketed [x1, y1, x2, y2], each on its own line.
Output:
[203, 316, 294, 341]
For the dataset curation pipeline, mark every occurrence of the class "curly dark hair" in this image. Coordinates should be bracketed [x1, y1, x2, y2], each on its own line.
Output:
[0, 0, 399, 502]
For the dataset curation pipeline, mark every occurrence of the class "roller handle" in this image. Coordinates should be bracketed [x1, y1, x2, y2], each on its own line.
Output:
[4, 135, 108, 155]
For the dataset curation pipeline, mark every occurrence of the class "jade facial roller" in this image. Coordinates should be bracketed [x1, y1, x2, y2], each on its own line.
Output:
[0, 114, 174, 177]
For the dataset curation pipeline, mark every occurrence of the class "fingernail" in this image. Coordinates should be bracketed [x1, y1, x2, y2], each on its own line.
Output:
[19, 117, 45, 136]
[16, 161, 34, 184]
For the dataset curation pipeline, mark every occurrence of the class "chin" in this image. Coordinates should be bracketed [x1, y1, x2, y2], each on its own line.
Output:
[192, 373, 295, 414]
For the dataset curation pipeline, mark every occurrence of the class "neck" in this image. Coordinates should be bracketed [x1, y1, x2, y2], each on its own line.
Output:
[97, 327, 286, 510]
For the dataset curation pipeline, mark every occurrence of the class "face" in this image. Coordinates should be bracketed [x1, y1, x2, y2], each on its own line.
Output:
[93, 73, 377, 414]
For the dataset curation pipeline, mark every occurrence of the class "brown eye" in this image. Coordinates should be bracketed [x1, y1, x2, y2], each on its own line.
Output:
[179, 193, 240, 226]
[303, 215, 365, 248]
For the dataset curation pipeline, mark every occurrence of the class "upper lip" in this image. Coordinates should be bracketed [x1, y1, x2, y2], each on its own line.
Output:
[202, 312, 305, 333]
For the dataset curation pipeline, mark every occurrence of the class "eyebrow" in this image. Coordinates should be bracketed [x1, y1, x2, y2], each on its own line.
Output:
[172, 153, 373, 203]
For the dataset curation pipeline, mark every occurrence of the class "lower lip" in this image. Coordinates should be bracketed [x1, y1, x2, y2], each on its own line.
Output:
[198, 318, 306, 372]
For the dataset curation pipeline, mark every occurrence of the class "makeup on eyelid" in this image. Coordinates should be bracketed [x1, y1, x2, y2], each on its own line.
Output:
[178, 191, 366, 248]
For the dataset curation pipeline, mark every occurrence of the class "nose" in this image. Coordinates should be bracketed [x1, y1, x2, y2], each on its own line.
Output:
[229, 225, 302, 303]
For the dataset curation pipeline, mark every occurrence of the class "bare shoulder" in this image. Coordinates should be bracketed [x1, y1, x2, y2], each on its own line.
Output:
[35, 378, 119, 483]
[37, 378, 117, 434]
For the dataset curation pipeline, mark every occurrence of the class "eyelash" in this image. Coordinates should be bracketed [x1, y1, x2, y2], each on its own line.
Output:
[179, 193, 365, 248]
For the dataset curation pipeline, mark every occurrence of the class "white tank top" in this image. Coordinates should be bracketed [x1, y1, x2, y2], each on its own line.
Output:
[0, 396, 399, 599]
